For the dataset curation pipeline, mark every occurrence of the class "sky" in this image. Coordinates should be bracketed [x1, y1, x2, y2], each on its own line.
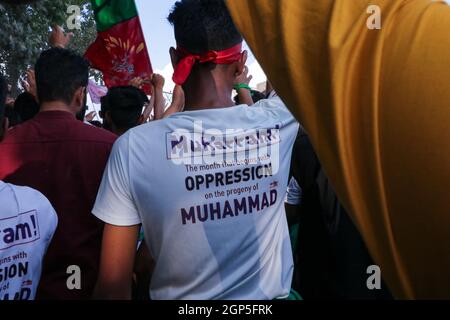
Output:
[89, 0, 450, 102]
[135, 0, 267, 93]
[132, 0, 450, 91]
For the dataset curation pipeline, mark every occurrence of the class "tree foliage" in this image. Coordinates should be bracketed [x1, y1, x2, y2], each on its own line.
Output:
[0, 0, 99, 96]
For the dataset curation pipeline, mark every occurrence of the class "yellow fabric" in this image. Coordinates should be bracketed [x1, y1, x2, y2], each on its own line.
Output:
[226, 0, 450, 299]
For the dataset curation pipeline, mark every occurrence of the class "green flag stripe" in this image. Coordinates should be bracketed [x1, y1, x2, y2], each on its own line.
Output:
[93, 0, 113, 15]
[91, 0, 138, 32]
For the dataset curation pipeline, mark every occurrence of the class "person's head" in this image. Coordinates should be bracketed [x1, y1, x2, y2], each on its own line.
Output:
[168, 0, 247, 105]
[0, 75, 8, 141]
[100, 86, 148, 135]
[14, 92, 39, 123]
[35, 48, 89, 115]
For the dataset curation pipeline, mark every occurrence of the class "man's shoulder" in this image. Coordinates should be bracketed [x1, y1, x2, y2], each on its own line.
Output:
[0, 182, 57, 239]
[124, 100, 296, 141]
[1, 120, 35, 143]
[1, 118, 117, 146]
[112, 119, 176, 158]
[5, 182, 46, 201]
[72, 121, 117, 145]
[127, 119, 170, 141]
[253, 96, 295, 120]
[1, 182, 55, 214]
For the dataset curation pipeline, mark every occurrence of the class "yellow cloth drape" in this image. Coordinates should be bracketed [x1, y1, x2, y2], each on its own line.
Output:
[226, 0, 450, 299]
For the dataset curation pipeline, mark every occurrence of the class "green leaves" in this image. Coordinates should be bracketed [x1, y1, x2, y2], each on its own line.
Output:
[0, 0, 97, 95]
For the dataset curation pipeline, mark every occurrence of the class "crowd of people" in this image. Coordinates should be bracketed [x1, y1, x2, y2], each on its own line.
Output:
[0, 0, 302, 300]
[1, 0, 449, 300]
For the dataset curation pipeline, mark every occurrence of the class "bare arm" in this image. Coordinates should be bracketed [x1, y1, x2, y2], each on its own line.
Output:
[49, 25, 73, 48]
[235, 88, 253, 106]
[151, 74, 165, 120]
[21, 69, 38, 102]
[129, 77, 154, 124]
[93, 223, 140, 300]
[162, 85, 185, 118]
[139, 94, 155, 124]
[234, 65, 253, 106]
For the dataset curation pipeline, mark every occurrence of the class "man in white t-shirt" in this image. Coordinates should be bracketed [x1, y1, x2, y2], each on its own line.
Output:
[0, 75, 58, 300]
[0, 182, 58, 300]
[92, 0, 299, 300]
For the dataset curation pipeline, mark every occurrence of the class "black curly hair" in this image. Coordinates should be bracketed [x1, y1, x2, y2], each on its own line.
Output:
[167, 0, 242, 54]
[100, 86, 148, 132]
[35, 48, 89, 105]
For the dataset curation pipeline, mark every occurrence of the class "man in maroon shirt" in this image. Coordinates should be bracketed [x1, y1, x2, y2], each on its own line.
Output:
[0, 48, 117, 299]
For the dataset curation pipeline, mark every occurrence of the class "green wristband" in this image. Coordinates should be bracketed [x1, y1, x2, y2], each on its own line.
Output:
[234, 83, 251, 92]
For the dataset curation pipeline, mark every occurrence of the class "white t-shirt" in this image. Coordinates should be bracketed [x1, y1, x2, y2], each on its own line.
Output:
[0, 181, 58, 300]
[285, 177, 302, 206]
[93, 96, 299, 300]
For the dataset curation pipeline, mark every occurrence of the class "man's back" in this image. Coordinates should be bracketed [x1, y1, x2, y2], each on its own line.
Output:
[93, 97, 299, 299]
[0, 110, 116, 299]
[0, 181, 57, 300]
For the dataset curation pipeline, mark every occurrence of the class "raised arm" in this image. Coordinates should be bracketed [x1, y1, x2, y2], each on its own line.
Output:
[140, 92, 155, 124]
[151, 74, 165, 121]
[129, 77, 154, 124]
[163, 85, 185, 118]
[233, 65, 253, 106]
[49, 25, 73, 49]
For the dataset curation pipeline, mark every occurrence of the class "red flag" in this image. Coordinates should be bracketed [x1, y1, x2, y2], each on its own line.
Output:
[85, 1, 153, 94]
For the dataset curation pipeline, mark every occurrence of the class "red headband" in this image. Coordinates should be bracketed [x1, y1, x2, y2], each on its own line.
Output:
[172, 43, 243, 85]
